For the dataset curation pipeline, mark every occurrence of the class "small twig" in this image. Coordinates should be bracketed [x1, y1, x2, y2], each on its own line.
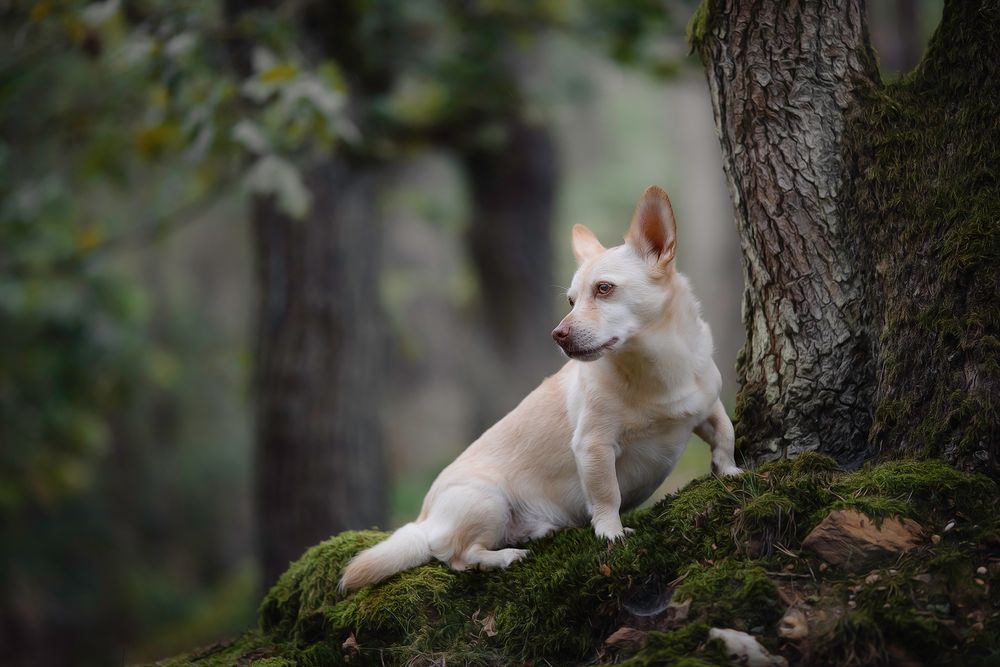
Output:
[668, 572, 689, 586]
[773, 542, 800, 559]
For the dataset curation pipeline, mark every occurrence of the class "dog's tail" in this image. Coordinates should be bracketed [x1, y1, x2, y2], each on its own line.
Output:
[338, 522, 431, 593]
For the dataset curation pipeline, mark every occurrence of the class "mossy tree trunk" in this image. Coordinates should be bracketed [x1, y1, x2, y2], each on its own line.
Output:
[694, 0, 999, 477]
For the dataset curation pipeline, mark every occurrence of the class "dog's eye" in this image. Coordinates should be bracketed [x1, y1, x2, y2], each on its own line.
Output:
[596, 282, 614, 296]
[567, 296, 575, 307]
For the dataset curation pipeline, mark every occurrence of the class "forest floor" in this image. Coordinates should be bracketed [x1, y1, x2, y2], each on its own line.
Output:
[150, 454, 1000, 666]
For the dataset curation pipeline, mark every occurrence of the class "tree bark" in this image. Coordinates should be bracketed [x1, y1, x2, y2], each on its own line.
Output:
[225, 0, 392, 588]
[845, 0, 1000, 476]
[253, 161, 387, 587]
[695, 0, 999, 476]
[461, 117, 561, 423]
[695, 0, 880, 467]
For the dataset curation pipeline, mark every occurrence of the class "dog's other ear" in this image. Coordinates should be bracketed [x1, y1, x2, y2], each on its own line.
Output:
[572, 224, 605, 264]
[626, 185, 677, 267]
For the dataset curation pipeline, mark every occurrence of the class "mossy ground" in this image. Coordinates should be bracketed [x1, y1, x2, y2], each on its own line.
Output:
[152, 454, 1000, 666]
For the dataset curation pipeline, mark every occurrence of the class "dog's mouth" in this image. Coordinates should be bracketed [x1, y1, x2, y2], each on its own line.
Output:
[563, 337, 619, 361]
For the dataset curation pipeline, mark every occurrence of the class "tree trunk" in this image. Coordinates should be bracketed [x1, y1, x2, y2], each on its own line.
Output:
[253, 160, 387, 586]
[461, 117, 561, 423]
[890, 0, 922, 72]
[694, 0, 999, 477]
[694, 0, 880, 466]
[845, 1, 999, 476]
[867, 0, 923, 74]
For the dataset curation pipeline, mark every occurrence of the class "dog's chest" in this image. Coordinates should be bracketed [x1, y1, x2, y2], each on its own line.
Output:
[617, 408, 698, 469]
[613, 388, 713, 483]
[617, 379, 713, 443]
[615, 421, 690, 508]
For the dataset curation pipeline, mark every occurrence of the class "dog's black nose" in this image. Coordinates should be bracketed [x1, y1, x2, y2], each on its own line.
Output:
[552, 325, 571, 344]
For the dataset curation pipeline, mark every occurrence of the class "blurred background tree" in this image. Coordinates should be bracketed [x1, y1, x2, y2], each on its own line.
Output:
[0, 0, 939, 664]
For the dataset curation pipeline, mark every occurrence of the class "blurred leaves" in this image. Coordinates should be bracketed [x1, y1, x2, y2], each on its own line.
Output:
[0, 0, 687, 662]
[0, 0, 684, 553]
[1, 3, 258, 663]
[244, 154, 311, 219]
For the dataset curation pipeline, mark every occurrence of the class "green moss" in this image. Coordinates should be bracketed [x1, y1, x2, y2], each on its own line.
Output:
[685, 0, 710, 51]
[260, 530, 388, 638]
[814, 612, 889, 667]
[153, 457, 1000, 666]
[252, 659, 297, 667]
[621, 622, 736, 667]
[826, 458, 996, 527]
[844, 0, 1000, 477]
[675, 560, 783, 632]
[145, 631, 286, 667]
[731, 379, 781, 461]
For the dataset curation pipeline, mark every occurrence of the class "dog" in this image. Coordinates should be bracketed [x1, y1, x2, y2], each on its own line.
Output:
[338, 185, 741, 592]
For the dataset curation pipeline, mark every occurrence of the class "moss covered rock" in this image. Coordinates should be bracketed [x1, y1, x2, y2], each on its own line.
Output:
[151, 455, 1000, 666]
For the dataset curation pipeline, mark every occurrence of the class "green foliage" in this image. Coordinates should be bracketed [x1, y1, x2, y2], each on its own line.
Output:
[0, 261, 146, 509]
[0, 4, 262, 662]
[0, 0, 149, 554]
[155, 456, 1000, 666]
[342, 0, 679, 152]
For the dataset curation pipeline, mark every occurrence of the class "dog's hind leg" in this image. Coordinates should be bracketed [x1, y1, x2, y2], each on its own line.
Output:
[422, 481, 525, 571]
[462, 544, 529, 570]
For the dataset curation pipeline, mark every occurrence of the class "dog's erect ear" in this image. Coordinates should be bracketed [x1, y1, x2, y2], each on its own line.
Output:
[572, 224, 605, 264]
[626, 185, 677, 267]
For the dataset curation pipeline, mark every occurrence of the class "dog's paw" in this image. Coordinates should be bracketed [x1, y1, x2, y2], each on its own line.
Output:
[502, 548, 529, 567]
[593, 519, 632, 543]
[612, 527, 636, 543]
[712, 461, 744, 477]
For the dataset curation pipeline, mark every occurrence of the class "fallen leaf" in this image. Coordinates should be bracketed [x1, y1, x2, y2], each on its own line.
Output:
[479, 609, 498, 637]
[342, 633, 360, 660]
[605, 626, 647, 651]
[803, 510, 922, 570]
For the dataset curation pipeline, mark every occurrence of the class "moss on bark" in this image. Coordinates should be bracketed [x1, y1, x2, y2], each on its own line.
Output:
[691, 0, 997, 474]
[843, 0, 1000, 477]
[151, 456, 1000, 666]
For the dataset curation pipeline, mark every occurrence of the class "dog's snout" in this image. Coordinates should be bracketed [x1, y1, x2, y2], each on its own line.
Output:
[552, 325, 571, 344]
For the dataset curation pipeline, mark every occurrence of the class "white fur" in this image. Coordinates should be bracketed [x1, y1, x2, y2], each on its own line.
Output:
[339, 186, 740, 592]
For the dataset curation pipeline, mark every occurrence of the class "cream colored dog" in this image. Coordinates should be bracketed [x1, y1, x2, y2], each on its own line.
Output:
[339, 185, 741, 592]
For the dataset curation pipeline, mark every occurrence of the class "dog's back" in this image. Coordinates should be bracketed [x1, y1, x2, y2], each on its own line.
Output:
[339, 186, 740, 592]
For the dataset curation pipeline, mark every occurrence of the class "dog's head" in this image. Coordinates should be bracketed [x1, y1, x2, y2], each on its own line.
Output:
[552, 185, 678, 361]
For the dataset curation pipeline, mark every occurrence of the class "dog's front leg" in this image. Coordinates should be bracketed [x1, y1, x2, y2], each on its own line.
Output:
[572, 424, 627, 541]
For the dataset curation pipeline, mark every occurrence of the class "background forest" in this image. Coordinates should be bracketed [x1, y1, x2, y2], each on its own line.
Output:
[0, 1, 940, 664]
